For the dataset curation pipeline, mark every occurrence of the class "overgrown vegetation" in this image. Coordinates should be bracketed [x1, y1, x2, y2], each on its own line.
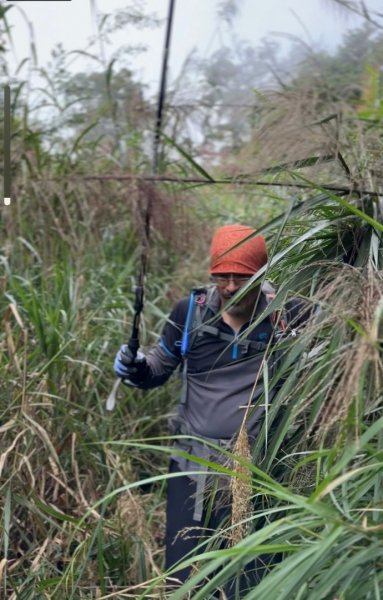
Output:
[1, 1, 382, 598]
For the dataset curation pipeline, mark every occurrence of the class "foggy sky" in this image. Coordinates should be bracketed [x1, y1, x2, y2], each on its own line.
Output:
[5, 0, 383, 92]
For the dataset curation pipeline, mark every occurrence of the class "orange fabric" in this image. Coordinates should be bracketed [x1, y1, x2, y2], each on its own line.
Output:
[209, 224, 268, 274]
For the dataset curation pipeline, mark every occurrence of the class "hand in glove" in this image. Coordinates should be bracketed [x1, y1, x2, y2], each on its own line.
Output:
[113, 344, 149, 385]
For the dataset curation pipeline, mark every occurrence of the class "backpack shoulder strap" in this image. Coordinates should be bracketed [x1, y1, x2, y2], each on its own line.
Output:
[180, 286, 214, 357]
[179, 286, 213, 407]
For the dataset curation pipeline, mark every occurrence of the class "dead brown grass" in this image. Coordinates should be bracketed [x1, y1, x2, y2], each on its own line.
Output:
[294, 264, 383, 439]
[230, 428, 253, 546]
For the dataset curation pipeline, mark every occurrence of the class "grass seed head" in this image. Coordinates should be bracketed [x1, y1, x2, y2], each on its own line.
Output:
[230, 428, 253, 546]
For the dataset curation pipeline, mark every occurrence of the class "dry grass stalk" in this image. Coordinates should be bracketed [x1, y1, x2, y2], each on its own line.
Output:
[30, 537, 50, 573]
[229, 317, 279, 546]
[116, 490, 147, 540]
[311, 267, 383, 438]
[0, 558, 7, 587]
[0, 429, 27, 479]
[103, 448, 164, 582]
[236, 87, 346, 183]
[116, 489, 162, 582]
[4, 303, 28, 410]
[229, 310, 285, 545]
[230, 427, 252, 546]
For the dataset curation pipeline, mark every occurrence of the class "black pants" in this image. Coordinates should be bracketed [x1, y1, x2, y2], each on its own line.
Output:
[165, 460, 266, 598]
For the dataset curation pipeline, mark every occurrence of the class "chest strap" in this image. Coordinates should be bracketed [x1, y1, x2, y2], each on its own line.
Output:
[196, 323, 268, 354]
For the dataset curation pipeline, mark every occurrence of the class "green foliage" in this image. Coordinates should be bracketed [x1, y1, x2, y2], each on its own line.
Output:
[1, 1, 383, 597]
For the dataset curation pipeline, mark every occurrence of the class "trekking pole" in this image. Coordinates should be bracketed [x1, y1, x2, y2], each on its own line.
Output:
[107, 0, 176, 410]
[128, 0, 175, 358]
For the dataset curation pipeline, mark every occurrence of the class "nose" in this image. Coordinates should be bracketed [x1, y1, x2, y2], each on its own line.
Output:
[225, 279, 241, 293]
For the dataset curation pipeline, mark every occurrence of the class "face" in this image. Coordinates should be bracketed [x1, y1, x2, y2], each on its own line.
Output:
[211, 273, 260, 318]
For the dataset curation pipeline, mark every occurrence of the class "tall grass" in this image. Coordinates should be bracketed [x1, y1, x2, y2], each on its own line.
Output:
[2, 175, 381, 598]
[1, 2, 383, 598]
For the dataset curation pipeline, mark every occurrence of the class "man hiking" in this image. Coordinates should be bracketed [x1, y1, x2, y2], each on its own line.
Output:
[114, 224, 304, 596]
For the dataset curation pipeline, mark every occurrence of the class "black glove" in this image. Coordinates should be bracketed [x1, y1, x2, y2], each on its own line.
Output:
[113, 344, 149, 385]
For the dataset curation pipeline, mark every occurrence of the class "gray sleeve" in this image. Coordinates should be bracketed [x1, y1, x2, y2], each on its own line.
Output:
[124, 297, 187, 389]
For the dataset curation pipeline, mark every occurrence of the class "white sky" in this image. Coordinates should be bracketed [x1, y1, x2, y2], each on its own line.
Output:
[5, 0, 383, 95]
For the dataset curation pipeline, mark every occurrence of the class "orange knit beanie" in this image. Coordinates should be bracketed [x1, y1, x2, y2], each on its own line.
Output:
[209, 224, 268, 274]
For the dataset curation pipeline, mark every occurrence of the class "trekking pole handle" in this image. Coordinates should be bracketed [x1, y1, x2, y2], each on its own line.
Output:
[127, 334, 140, 360]
[128, 284, 144, 359]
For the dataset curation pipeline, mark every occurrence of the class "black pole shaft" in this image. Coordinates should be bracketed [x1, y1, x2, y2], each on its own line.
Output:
[152, 0, 176, 176]
[128, 0, 176, 358]
[4, 85, 11, 203]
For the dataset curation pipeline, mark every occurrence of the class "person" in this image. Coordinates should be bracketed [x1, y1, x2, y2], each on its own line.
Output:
[113, 224, 304, 596]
